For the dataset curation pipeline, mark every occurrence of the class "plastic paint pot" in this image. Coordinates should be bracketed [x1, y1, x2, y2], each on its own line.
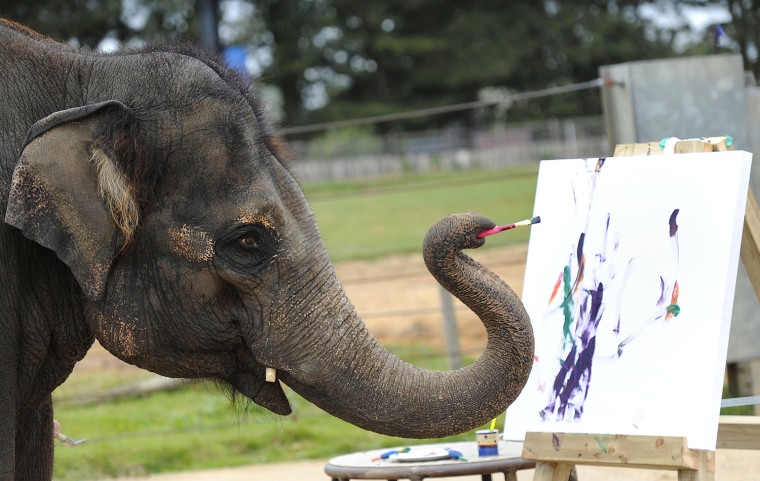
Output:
[476, 429, 499, 456]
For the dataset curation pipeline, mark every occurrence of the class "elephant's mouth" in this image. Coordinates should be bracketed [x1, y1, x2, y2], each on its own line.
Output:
[228, 359, 292, 415]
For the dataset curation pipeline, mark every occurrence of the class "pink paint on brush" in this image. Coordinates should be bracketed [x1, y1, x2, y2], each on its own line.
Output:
[477, 216, 541, 238]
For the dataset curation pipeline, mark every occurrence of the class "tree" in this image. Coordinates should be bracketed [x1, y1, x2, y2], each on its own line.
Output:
[255, 0, 337, 125]
[0, 0, 128, 47]
[509, 0, 679, 119]
[300, 0, 681, 126]
[0, 0, 213, 48]
[2, 0, 745, 127]
[668, 0, 760, 79]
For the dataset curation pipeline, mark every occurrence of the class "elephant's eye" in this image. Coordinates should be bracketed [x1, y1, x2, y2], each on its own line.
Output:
[216, 224, 277, 271]
[232, 229, 267, 255]
[239, 235, 259, 249]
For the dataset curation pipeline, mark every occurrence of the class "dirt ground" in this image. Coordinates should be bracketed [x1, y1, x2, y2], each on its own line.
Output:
[108, 452, 759, 481]
[72, 244, 758, 481]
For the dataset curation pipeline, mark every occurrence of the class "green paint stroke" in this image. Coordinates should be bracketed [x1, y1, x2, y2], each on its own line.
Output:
[667, 304, 680, 317]
[594, 434, 609, 454]
[561, 265, 575, 345]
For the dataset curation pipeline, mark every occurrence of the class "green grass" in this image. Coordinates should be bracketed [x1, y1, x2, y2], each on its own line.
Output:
[302, 166, 538, 261]
[720, 385, 756, 415]
[52, 347, 501, 481]
[720, 404, 755, 415]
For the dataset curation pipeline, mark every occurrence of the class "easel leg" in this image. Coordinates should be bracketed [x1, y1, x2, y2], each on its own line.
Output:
[568, 466, 579, 481]
[677, 451, 714, 481]
[532, 461, 573, 481]
[677, 469, 715, 481]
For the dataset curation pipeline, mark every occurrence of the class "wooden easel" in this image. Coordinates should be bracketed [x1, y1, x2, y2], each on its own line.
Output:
[523, 432, 713, 481]
[521, 138, 760, 481]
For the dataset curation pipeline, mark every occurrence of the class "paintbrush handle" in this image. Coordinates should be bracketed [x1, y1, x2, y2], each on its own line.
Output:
[476, 224, 516, 238]
[476, 216, 541, 238]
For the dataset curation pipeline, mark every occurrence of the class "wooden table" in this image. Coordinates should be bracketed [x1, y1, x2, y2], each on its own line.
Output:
[324, 441, 535, 481]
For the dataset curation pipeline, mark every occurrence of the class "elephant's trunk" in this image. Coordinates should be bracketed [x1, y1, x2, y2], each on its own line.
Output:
[279, 213, 534, 438]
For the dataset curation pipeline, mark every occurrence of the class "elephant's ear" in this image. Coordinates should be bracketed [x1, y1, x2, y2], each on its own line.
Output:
[5, 101, 138, 301]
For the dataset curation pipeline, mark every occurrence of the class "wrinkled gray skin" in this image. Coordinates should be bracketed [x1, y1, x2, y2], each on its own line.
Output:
[0, 20, 534, 481]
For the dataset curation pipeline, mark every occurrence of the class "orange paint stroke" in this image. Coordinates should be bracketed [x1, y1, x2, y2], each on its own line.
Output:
[665, 280, 680, 320]
[548, 272, 563, 304]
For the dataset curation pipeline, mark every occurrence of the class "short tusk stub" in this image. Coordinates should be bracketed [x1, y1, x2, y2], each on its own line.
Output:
[265, 367, 277, 382]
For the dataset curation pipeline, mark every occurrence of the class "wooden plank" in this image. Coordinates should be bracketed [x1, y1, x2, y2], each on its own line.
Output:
[741, 190, 760, 302]
[674, 139, 713, 153]
[717, 415, 760, 450]
[613, 141, 663, 156]
[522, 432, 714, 472]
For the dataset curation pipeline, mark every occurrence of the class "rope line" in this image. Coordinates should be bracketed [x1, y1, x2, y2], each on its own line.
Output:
[279, 79, 604, 135]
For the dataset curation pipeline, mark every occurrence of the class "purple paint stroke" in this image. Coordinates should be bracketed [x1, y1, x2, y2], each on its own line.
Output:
[657, 276, 666, 305]
[541, 283, 603, 421]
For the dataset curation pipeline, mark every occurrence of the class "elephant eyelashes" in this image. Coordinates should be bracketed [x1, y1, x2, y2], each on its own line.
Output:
[216, 224, 277, 270]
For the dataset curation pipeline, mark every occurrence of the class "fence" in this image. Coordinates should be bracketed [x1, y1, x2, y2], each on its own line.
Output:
[290, 117, 608, 182]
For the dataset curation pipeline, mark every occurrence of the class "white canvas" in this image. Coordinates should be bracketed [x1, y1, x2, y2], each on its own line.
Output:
[504, 152, 752, 451]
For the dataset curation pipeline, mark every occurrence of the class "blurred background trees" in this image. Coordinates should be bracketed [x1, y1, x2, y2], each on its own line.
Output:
[0, 1, 745, 128]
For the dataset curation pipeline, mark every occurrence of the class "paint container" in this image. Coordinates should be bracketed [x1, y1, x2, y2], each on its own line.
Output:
[476, 429, 499, 456]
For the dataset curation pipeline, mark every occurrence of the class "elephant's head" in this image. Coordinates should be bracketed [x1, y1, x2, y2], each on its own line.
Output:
[4, 47, 534, 437]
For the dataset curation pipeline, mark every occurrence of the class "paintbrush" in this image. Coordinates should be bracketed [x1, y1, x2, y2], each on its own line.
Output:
[476, 216, 541, 238]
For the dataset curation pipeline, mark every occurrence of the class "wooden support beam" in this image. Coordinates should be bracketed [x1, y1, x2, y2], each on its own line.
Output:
[717, 415, 760, 450]
[741, 190, 760, 301]
[522, 432, 714, 471]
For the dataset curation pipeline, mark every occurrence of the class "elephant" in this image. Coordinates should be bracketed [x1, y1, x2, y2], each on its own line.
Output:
[0, 19, 534, 481]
